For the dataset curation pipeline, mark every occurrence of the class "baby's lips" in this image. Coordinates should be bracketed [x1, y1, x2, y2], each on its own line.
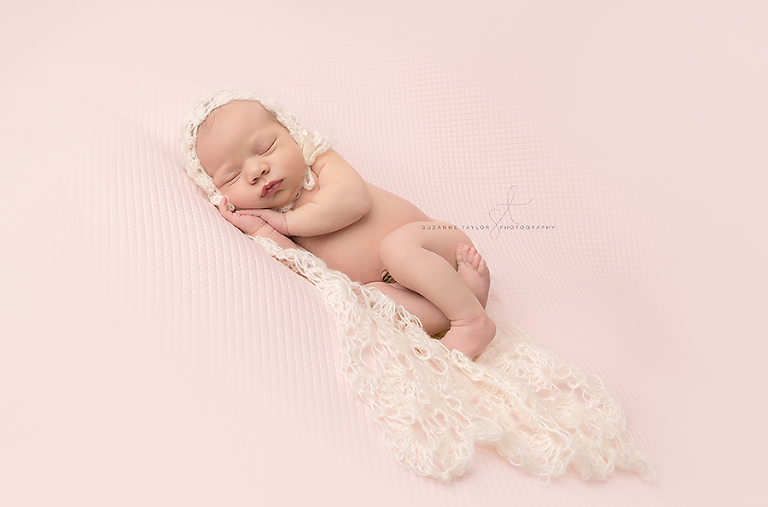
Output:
[261, 180, 282, 197]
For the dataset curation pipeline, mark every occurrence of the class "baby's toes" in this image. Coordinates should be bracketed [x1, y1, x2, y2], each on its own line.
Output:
[456, 243, 471, 264]
[467, 247, 482, 270]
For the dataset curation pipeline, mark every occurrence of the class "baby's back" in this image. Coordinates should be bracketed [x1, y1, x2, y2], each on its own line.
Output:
[295, 183, 431, 283]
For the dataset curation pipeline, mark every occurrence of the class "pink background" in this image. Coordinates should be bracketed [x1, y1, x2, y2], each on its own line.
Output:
[2, 0, 766, 505]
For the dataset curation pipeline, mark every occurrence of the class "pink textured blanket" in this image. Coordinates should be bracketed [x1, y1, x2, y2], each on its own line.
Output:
[2, 1, 765, 506]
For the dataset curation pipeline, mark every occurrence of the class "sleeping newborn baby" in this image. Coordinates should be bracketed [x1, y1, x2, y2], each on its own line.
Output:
[181, 90, 495, 359]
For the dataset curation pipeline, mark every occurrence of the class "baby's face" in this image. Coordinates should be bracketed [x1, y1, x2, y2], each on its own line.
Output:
[196, 100, 306, 210]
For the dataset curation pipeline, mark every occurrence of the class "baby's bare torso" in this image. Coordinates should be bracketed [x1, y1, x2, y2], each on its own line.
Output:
[293, 183, 431, 283]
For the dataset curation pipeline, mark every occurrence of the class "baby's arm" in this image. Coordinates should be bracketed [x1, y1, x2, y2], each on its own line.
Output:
[217, 197, 298, 250]
[252, 149, 371, 237]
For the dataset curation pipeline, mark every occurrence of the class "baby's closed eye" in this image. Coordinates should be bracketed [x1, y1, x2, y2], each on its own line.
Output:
[261, 140, 276, 155]
[253, 138, 276, 156]
[222, 172, 240, 186]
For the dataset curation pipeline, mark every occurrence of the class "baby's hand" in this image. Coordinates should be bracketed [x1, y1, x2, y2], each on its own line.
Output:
[216, 196, 269, 236]
[217, 197, 297, 250]
[232, 208, 290, 236]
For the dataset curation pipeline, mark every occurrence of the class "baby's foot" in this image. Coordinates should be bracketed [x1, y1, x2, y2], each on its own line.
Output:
[439, 311, 496, 361]
[456, 244, 491, 308]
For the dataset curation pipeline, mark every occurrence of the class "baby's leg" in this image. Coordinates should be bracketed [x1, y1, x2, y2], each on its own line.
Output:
[366, 282, 450, 335]
[379, 222, 496, 360]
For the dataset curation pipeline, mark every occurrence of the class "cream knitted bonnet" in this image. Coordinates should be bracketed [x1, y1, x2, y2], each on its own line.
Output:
[179, 89, 331, 210]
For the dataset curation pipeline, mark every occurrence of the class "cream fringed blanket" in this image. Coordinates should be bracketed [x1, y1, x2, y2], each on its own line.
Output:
[253, 236, 654, 482]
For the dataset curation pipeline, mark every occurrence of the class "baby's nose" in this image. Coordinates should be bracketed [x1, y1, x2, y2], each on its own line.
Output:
[244, 157, 268, 182]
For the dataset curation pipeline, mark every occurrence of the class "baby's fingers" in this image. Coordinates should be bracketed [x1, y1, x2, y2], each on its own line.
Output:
[215, 197, 273, 236]
[217, 197, 251, 230]
[232, 208, 262, 217]
[217, 196, 231, 215]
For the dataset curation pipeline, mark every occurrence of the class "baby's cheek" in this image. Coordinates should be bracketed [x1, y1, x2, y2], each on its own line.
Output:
[227, 189, 258, 210]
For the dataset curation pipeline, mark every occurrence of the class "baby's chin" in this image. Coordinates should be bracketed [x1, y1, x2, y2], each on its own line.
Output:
[272, 187, 302, 209]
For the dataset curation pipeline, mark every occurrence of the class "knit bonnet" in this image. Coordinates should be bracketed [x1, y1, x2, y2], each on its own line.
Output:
[179, 89, 331, 210]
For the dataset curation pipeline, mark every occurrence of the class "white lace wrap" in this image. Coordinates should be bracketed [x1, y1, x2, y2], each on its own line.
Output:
[179, 89, 331, 210]
[253, 236, 655, 482]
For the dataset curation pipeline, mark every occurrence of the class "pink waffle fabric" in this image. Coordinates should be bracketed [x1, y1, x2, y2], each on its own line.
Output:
[1, 1, 766, 506]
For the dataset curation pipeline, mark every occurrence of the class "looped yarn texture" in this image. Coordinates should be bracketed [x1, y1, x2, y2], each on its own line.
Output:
[179, 89, 331, 211]
[252, 236, 655, 482]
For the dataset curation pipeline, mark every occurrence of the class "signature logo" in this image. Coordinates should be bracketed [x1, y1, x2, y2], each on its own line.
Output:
[489, 185, 532, 239]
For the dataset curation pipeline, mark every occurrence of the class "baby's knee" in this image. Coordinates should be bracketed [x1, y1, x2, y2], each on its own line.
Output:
[378, 226, 410, 264]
